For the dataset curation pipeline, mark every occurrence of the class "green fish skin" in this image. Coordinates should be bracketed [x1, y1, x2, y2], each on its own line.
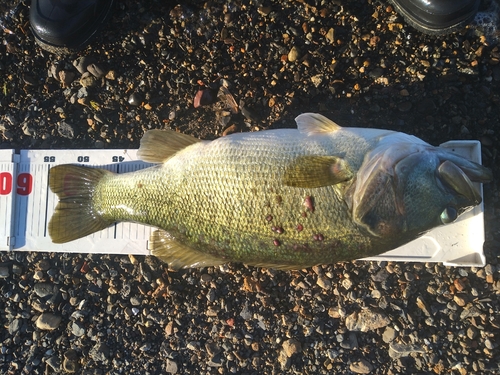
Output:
[48, 113, 492, 269]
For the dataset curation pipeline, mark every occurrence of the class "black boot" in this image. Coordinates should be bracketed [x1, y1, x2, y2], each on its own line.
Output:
[30, 0, 114, 54]
[388, 0, 481, 35]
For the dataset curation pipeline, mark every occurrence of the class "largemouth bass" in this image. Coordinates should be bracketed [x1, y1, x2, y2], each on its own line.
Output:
[48, 113, 492, 269]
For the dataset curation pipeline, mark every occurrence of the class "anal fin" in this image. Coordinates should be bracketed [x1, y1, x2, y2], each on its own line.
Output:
[149, 230, 225, 270]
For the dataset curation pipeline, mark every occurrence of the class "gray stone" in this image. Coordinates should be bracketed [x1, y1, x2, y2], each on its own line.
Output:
[71, 322, 85, 337]
[346, 309, 390, 332]
[33, 283, 58, 298]
[130, 296, 142, 306]
[460, 304, 482, 320]
[89, 342, 110, 362]
[87, 63, 106, 79]
[37, 259, 51, 271]
[316, 275, 331, 289]
[239, 303, 252, 320]
[205, 341, 221, 358]
[80, 72, 96, 88]
[389, 342, 426, 359]
[73, 56, 93, 74]
[342, 278, 353, 290]
[382, 327, 397, 343]
[63, 349, 79, 373]
[186, 341, 199, 351]
[350, 358, 373, 374]
[8, 318, 21, 335]
[200, 274, 213, 283]
[45, 356, 60, 371]
[166, 359, 178, 374]
[0, 266, 9, 278]
[341, 332, 359, 350]
[36, 313, 62, 330]
[57, 121, 75, 139]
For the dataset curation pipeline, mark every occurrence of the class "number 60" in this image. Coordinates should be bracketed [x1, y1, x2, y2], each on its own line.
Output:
[0, 172, 33, 196]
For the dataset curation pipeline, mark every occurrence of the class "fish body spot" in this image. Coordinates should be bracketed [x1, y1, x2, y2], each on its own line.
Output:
[296, 224, 303, 232]
[266, 215, 273, 222]
[304, 196, 315, 213]
[273, 239, 280, 246]
[313, 233, 324, 241]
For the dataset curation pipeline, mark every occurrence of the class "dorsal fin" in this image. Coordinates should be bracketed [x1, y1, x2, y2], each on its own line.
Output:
[295, 113, 342, 135]
[137, 129, 201, 163]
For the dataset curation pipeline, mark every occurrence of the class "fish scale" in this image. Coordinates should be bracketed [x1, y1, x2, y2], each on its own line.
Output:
[48, 113, 492, 269]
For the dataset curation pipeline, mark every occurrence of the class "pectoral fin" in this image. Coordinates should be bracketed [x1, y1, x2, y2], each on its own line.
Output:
[283, 155, 353, 188]
[138, 130, 201, 163]
[149, 230, 225, 270]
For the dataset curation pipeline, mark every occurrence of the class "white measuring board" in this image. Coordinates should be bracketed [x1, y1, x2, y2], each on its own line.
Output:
[11, 149, 153, 256]
[0, 141, 488, 266]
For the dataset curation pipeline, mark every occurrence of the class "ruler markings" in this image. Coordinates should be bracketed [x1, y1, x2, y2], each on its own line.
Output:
[43, 164, 50, 238]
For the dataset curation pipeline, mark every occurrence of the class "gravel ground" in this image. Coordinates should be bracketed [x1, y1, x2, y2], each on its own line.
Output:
[1, 0, 500, 374]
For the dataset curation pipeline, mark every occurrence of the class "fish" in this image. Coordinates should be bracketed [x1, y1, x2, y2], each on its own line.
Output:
[48, 113, 492, 270]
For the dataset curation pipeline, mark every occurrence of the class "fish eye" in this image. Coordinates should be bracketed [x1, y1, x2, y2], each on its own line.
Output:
[440, 207, 458, 224]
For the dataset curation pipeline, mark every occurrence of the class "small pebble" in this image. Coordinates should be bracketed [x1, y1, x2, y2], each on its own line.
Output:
[282, 338, 302, 357]
[87, 63, 106, 79]
[36, 313, 62, 330]
[71, 322, 85, 337]
[0, 266, 9, 278]
[166, 359, 178, 374]
[316, 275, 331, 290]
[382, 327, 397, 343]
[350, 358, 373, 374]
[63, 349, 79, 373]
[288, 46, 300, 62]
[128, 92, 143, 106]
[79, 72, 96, 88]
[346, 309, 390, 332]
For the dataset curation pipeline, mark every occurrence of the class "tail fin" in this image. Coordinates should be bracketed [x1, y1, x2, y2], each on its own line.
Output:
[49, 164, 114, 243]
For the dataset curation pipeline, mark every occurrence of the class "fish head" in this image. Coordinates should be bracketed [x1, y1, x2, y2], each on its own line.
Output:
[348, 142, 492, 240]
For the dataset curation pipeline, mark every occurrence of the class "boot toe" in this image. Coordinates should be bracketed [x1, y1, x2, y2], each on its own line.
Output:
[30, 0, 113, 53]
[389, 0, 481, 35]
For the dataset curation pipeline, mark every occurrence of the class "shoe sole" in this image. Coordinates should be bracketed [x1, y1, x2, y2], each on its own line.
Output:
[32, 0, 114, 54]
